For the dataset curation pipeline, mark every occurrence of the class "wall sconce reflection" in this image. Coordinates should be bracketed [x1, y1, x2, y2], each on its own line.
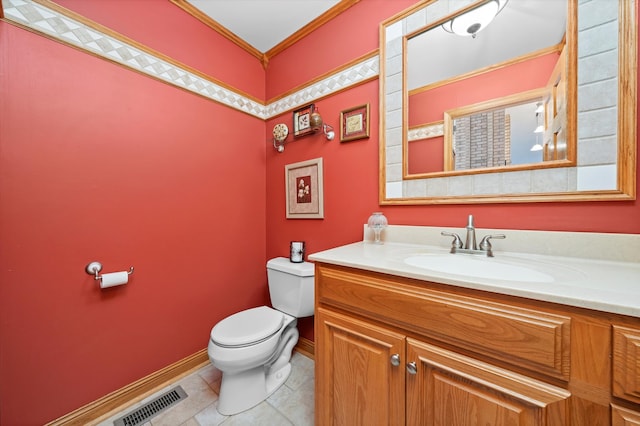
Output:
[530, 102, 544, 152]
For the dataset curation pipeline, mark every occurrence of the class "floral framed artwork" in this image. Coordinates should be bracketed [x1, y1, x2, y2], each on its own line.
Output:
[285, 157, 324, 219]
[292, 104, 315, 138]
[340, 103, 370, 142]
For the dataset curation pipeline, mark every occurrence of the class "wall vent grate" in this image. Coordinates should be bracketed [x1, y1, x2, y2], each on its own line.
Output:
[113, 385, 187, 426]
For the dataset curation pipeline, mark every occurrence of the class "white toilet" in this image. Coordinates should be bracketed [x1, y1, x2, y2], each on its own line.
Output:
[207, 257, 315, 415]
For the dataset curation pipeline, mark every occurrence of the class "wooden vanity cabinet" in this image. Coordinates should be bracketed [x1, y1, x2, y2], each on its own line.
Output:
[314, 263, 640, 425]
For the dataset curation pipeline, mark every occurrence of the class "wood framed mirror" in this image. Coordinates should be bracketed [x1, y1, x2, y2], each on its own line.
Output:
[379, 0, 636, 204]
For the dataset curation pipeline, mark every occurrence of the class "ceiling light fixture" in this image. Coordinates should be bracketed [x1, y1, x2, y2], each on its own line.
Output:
[442, 0, 508, 38]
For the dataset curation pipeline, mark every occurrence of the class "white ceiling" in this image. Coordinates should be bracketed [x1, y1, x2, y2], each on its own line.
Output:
[186, 0, 341, 53]
[407, 0, 568, 89]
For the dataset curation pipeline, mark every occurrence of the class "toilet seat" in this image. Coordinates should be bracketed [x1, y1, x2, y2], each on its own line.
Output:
[211, 306, 284, 348]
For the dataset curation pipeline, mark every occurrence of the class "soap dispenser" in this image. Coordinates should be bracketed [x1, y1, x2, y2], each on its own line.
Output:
[367, 212, 388, 244]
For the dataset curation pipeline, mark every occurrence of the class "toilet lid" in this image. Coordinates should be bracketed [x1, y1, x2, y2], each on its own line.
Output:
[211, 306, 284, 347]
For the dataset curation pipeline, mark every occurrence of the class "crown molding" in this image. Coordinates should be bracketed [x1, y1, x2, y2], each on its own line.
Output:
[170, 0, 360, 69]
[264, 0, 360, 62]
[169, 0, 265, 65]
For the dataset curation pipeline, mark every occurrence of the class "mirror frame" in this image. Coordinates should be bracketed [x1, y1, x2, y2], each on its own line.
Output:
[379, 0, 637, 204]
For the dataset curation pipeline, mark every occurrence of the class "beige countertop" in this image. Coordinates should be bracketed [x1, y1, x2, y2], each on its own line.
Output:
[309, 226, 640, 318]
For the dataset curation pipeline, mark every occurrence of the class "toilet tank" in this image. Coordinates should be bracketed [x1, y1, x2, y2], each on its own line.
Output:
[266, 257, 315, 317]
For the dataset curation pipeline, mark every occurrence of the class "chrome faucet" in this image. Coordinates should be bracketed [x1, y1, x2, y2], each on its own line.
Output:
[441, 215, 505, 257]
[465, 214, 477, 250]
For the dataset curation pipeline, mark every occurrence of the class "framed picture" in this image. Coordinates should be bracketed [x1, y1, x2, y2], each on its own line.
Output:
[285, 157, 324, 219]
[340, 103, 370, 142]
[292, 104, 315, 138]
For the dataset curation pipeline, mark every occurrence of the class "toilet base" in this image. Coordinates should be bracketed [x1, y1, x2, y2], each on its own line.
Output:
[216, 362, 292, 416]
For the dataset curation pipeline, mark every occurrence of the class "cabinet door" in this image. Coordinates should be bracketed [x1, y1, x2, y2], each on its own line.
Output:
[613, 326, 640, 405]
[406, 338, 571, 426]
[316, 307, 406, 426]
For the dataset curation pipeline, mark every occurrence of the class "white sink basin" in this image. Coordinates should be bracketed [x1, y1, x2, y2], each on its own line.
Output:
[404, 254, 555, 283]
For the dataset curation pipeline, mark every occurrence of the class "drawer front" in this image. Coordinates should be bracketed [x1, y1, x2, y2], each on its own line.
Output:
[316, 264, 571, 380]
[613, 325, 640, 404]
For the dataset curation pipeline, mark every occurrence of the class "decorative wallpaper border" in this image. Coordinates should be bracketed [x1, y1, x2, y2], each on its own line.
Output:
[408, 122, 444, 141]
[266, 55, 379, 118]
[2, 0, 379, 120]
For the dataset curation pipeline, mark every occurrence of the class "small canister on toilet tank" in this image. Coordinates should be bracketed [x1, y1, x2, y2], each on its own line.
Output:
[290, 241, 305, 263]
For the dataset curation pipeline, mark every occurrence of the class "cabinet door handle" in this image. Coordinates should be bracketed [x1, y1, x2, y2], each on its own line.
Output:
[390, 353, 401, 366]
[406, 361, 417, 375]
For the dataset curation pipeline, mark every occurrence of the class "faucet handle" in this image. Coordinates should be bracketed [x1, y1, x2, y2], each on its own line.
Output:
[441, 231, 463, 252]
[479, 234, 506, 256]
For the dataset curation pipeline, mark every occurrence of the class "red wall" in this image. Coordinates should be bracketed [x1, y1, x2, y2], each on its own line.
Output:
[54, 0, 266, 99]
[408, 53, 559, 125]
[408, 136, 445, 174]
[1, 0, 639, 424]
[266, 0, 417, 100]
[265, 0, 418, 342]
[0, 8, 267, 425]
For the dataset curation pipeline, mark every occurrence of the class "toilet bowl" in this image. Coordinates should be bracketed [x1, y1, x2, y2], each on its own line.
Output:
[207, 257, 314, 415]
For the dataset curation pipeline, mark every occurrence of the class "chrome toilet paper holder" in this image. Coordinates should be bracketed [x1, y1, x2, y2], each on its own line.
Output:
[85, 261, 134, 281]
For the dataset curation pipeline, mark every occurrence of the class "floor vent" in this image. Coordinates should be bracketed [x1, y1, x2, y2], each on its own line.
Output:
[113, 385, 188, 426]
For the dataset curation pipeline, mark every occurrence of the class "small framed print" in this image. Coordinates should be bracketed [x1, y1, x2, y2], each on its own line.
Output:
[285, 157, 324, 219]
[292, 104, 315, 138]
[340, 103, 370, 142]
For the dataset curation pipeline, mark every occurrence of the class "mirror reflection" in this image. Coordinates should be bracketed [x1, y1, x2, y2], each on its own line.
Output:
[406, 0, 568, 177]
[450, 98, 543, 170]
[407, 97, 546, 175]
[380, 0, 636, 203]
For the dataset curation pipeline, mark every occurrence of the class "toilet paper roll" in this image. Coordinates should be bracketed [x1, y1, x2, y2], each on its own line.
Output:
[100, 271, 129, 289]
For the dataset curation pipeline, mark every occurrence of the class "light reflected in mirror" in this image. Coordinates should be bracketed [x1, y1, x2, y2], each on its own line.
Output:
[405, 0, 568, 177]
[380, 0, 636, 204]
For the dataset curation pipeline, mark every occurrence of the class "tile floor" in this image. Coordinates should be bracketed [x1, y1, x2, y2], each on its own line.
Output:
[97, 352, 315, 426]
